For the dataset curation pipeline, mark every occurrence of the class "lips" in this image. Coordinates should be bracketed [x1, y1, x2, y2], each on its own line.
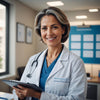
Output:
[46, 37, 56, 40]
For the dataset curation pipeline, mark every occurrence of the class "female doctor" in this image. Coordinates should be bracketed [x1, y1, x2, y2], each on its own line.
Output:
[13, 7, 87, 100]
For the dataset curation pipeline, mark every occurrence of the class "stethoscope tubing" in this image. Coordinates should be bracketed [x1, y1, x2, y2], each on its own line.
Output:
[27, 51, 43, 78]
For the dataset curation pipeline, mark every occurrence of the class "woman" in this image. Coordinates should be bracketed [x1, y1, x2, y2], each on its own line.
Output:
[13, 7, 87, 100]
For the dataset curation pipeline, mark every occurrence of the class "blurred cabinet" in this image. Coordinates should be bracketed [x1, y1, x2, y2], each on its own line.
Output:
[87, 77, 100, 100]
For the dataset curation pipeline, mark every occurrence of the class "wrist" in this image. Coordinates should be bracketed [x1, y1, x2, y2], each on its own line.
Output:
[18, 97, 26, 100]
[36, 92, 41, 99]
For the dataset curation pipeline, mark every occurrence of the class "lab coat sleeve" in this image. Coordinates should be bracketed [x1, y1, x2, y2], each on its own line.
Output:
[20, 56, 35, 82]
[40, 58, 87, 100]
[13, 56, 35, 100]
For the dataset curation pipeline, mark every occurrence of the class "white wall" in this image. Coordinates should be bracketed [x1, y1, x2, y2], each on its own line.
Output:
[15, 1, 37, 69]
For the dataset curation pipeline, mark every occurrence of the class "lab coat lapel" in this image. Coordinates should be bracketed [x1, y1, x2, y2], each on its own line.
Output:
[47, 46, 69, 80]
[34, 50, 47, 86]
[47, 60, 63, 80]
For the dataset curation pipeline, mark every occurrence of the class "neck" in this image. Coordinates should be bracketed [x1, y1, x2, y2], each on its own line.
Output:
[47, 44, 62, 58]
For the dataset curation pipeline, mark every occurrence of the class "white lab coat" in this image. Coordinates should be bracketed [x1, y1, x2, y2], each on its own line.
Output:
[13, 45, 87, 100]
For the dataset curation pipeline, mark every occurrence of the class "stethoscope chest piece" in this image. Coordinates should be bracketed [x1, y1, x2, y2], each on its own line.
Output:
[27, 74, 32, 78]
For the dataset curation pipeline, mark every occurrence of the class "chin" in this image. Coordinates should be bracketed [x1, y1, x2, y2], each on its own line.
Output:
[47, 43, 61, 47]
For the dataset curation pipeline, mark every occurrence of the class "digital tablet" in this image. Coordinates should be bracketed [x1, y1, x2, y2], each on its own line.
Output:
[2, 80, 42, 92]
[0, 97, 8, 100]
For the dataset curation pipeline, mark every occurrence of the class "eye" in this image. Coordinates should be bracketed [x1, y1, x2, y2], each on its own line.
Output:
[52, 26, 58, 29]
[41, 27, 47, 30]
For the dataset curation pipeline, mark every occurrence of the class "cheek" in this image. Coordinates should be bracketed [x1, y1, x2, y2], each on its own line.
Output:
[41, 31, 44, 37]
[41, 32, 46, 40]
[55, 31, 63, 38]
[55, 28, 63, 35]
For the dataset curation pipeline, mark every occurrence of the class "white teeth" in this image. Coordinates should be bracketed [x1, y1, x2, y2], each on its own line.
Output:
[47, 38, 55, 40]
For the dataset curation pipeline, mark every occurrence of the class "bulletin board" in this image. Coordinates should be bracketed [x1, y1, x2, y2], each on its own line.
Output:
[69, 25, 100, 64]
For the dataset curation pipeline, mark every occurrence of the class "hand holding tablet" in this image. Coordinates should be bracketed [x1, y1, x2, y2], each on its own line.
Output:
[2, 80, 42, 92]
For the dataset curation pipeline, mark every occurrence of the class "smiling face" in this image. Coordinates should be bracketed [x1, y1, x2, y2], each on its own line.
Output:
[40, 15, 65, 48]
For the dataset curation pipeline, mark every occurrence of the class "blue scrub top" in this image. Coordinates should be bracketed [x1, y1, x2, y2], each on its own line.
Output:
[39, 52, 61, 91]
[33, 52, 61, 100]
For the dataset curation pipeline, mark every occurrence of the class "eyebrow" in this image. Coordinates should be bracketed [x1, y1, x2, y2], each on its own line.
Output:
[51, 24, 59, 26]
[41, 24, 59, 27]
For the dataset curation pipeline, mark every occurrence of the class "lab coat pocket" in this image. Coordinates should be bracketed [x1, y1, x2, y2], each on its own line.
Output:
[53, 78, 70, 95]
[54, 77, 70, 83]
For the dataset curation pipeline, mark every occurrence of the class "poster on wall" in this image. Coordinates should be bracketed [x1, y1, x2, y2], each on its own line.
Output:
[26, 27, 33, 44]
[69, 25, 100, 64]
[16, 23, 25, 42]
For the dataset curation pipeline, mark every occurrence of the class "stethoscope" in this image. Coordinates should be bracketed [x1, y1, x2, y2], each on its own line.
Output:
[26, 51, 43, 78]
[26, 45, 64, 78]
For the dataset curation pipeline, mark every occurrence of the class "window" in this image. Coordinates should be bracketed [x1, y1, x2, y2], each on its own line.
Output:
[0, 0, 9, 75]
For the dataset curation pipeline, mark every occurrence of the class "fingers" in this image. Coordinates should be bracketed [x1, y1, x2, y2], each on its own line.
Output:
[13, 86, 25, 99]
[13, 86, 22, 93]
[17, 85, 25, 90]
[13, 86, 37, 98]
[16, 91, 25, 99]
[13, 85, 25, 92]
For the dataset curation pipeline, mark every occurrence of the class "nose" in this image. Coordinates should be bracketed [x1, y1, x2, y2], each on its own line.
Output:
[47, 27, 52, 35]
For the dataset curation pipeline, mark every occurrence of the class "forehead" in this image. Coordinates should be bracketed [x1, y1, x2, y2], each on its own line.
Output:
[41, 15, 60, 25]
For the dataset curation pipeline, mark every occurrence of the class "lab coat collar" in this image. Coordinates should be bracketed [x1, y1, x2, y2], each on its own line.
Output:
[37, 45, 70, 81]
[26, 45, 70, 86]
[47, 45, 70, 80]
[38, 44, 69, 61]
[59, 45, 69, 61]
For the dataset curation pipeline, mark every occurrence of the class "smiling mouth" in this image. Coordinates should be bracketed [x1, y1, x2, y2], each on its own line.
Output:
[47, 37, 56, 40]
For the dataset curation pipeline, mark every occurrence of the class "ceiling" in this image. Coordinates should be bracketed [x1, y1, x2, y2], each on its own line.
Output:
[18, 0, 100, 22]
